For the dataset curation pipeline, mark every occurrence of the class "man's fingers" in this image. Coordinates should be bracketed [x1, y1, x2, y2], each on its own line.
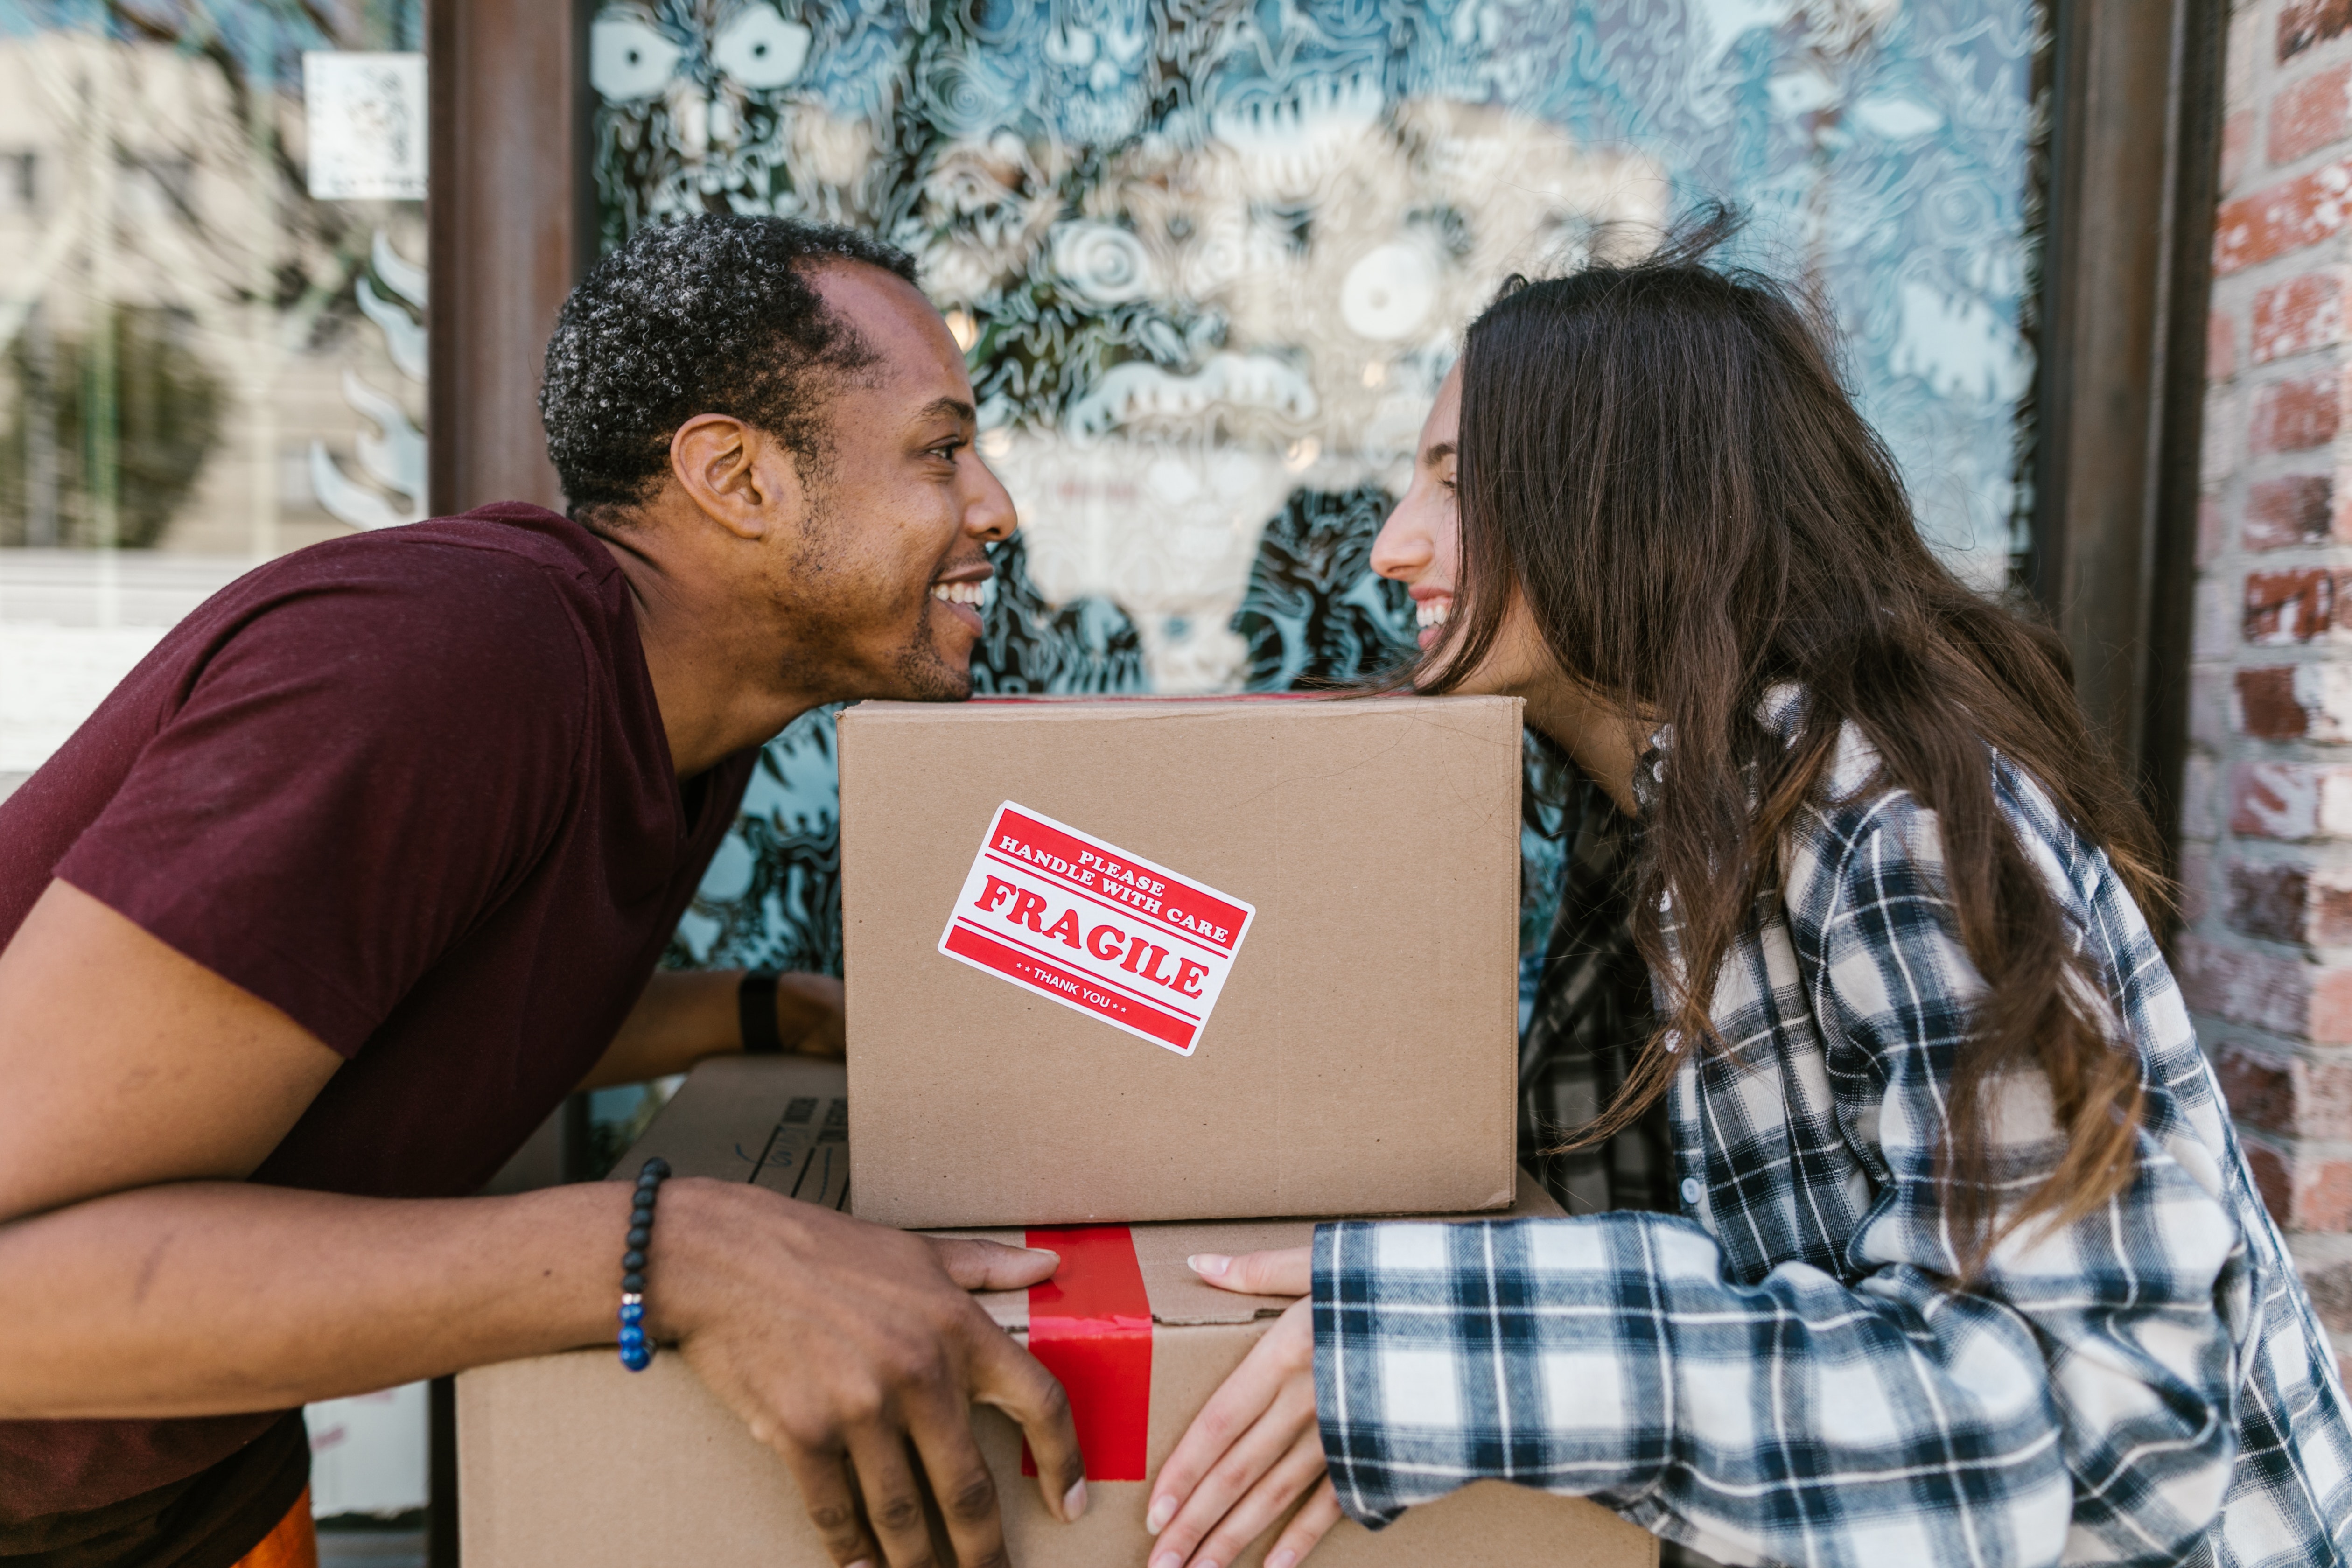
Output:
[774, 1443, 882, 1568]
[906, 1390, 1012, 1568]
[1264, 1476, 1344, 1568]
[1186, 1245, 1311, 1297]
[930, 1235, 1060, 1292]
[845, 1428, 936, 1568]
[1180, 1428, 1330, 1568]
[966, 1321, 1086, 1523]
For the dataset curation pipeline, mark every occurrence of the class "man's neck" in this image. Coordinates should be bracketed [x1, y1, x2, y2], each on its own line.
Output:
[596, 532, 817, 780]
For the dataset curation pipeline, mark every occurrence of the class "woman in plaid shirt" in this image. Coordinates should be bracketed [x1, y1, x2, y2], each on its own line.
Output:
[1140, 223, 2352, 1568]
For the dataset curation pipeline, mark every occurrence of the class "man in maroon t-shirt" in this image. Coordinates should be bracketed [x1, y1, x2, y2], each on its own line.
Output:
[0, 217, 1086, 1568]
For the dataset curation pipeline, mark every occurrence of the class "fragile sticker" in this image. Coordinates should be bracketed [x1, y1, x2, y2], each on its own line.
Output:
[938, 802, 1255, 1057]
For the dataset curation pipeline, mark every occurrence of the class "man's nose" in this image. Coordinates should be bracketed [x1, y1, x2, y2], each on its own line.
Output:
[964, 451, 1018, 543]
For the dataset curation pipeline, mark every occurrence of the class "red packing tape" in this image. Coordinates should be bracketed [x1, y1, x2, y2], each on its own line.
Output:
[1018, 1225, 1152, 1483]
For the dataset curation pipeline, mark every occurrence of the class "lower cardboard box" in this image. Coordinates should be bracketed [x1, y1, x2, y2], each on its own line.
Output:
[458, 1057, 1656, 1568]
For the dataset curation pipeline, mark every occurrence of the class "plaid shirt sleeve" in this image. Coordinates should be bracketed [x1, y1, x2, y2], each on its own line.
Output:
[1313, 789, 2256, 1568]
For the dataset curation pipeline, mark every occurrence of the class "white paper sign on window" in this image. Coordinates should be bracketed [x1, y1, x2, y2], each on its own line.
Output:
[303, 52, 427, 201]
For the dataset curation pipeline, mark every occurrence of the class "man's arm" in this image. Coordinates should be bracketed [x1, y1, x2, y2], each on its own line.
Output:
[581, 966, 844, 1090]
[0, 880, 1084, 1568]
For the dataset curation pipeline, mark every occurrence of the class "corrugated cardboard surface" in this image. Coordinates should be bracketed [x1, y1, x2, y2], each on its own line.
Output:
[459, 1061, 1654, 1568]
[838, 695, 1525, 1227]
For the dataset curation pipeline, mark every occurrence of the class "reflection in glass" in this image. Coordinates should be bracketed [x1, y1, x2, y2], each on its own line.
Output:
[592, 1, 2044, 981]
[0, 2, 425, 777]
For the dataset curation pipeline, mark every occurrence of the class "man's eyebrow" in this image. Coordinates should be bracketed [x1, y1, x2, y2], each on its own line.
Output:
[916, 396, 976, 426]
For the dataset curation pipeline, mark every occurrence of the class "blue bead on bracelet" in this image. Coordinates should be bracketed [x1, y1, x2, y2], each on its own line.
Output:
[618, 1157, 669, 1372]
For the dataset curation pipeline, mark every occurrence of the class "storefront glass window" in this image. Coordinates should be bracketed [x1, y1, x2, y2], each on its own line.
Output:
[0, 0, 427, 781]
[588, 0, 2045, 1005]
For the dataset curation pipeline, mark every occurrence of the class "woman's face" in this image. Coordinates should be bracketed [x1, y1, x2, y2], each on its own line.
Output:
[1370, 366, 1554, 696]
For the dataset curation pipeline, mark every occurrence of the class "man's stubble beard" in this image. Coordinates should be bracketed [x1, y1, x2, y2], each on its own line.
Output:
[774, 481, 975, 704]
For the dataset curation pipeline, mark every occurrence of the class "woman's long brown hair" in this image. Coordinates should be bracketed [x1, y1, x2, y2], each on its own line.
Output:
[1417, 212, 2168, 1273]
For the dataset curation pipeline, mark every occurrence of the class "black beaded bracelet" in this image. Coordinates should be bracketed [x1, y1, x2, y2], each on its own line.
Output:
[739, 972, 784, 1056]
[617, 1157, 669, 1372]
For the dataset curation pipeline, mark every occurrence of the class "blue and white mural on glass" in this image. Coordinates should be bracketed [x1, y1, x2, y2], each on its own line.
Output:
[599, 0, 2045, 978]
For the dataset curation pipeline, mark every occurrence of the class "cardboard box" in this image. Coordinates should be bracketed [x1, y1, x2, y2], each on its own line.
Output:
[837, 695, 1526, 1228]
[459, 1059, 1653, 1568]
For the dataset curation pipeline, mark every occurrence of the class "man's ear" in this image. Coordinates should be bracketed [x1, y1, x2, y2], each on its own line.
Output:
[669, 414, 804, 542]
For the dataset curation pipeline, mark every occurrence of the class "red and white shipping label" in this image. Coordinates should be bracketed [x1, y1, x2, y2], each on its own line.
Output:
[938, 802, 1256, 1057]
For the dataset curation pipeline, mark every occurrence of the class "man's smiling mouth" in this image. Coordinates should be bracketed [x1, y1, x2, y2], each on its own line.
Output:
[929, 572, 993, 636]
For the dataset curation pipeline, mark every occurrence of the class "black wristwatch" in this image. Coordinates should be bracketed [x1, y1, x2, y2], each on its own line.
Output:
[738, 971, 785, 1055]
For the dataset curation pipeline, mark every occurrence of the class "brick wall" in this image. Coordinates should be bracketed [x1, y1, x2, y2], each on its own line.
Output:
[2187, 0, 2352, 1379]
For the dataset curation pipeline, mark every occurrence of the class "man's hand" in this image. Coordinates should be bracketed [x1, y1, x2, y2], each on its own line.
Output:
[658, 1181, 1085, 1568]
[585, 968, 844, 1088]
[774, 971, 845, 1058]
[1146, 1247, 1339, 1568]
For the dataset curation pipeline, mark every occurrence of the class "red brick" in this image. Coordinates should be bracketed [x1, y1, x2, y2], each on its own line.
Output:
[2244, 567, 2337, 643]
[2293, 1150, 2352, 1229]
[2229, 761, 2352, 841]
[2219, 1046, 2300, 1134]
[2253, 275, 2345, 363]
[2248, 373, 2343, 453]
[2215, 1048, 2352, 1140]
[2314, 877, 2352, 945]
[2228, 861, 2314, 941]
[2226, 109, 2255, 196]
[2215, 161, 2352, 274]
[2317, 970, 2352, 1046]
[2305, 1252, 2352, 1332]
[2250, 1141, 2292, 1221]
[2178, 938, 2314, 1033]
[2284, 0, 2352, 62]
[2275, 64, 2352, 165]
[2244, 475, 2337, 549]
[2245, 1141, 2352, 1229]
[2316, 1058, 2352, 1138]
[2240, 667, 2310, 736]
[2211, 308, 2238, 380]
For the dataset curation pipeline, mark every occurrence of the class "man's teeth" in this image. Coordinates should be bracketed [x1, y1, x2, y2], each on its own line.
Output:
[931, 581, 987, 606]
[1415, 599, 1451, 630]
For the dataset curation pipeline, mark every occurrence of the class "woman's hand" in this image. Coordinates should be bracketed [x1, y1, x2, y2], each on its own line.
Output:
[1147, 1246, 1342, 1568]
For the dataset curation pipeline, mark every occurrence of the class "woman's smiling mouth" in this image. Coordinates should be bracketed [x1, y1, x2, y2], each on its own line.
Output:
[1414, 593, 1451, 648]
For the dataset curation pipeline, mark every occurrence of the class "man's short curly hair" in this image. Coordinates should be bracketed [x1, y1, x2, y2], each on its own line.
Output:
[539, 215, 920, 521]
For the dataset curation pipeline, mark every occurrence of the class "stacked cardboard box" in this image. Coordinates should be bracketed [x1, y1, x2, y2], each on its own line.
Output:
[459, 698, 1655, 1567]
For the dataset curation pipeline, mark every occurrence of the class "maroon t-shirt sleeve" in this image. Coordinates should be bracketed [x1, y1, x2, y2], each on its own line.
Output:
[55, 553, 594, 1057]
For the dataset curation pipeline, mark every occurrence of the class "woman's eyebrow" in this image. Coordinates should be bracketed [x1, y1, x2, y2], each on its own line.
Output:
[1424, 441, 1457, 465]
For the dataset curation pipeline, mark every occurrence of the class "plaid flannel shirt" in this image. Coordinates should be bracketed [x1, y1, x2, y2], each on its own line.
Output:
[1314, 720, 2352, 1567]
[1518, 775, 1677, 1218]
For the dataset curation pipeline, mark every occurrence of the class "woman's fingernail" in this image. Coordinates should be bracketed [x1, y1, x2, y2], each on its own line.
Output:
[1062, 1477, 1087, 1520]
[1146, 1493, 1176, 1533]
[1151, 1553, 1182, 1568]
[1027, 1247, 1061, 1262]
[1269, 1552, 1297, 1568]
[1187, 1253, 1230, 1278]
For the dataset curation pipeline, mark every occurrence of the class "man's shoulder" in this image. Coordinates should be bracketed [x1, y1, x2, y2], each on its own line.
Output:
[166, 505, 625, 723]
[272, 504, 614, 600]
[230, 505, 616, 649]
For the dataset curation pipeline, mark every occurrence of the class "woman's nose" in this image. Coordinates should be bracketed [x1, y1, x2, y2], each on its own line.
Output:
[1369, 508, 1429, 580]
